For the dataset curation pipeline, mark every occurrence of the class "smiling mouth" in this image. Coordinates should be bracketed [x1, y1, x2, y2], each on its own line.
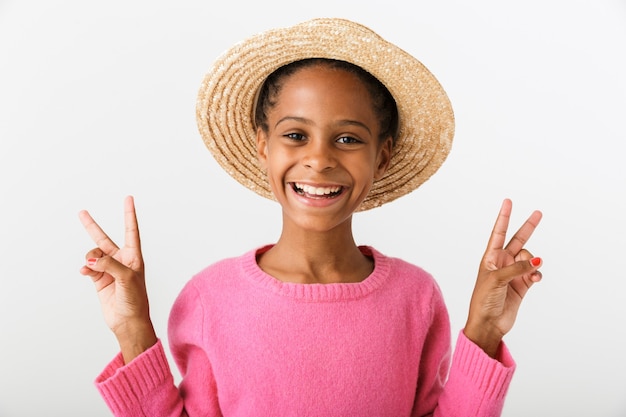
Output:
[291, 182, 344, 198]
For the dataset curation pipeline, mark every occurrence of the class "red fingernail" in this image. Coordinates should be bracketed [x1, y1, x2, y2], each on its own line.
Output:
[530, 257, 542, 267]
[87, 258, 98, 266]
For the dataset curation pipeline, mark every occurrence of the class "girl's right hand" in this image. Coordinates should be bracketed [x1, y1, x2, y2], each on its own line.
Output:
[79, 196, 157, 363]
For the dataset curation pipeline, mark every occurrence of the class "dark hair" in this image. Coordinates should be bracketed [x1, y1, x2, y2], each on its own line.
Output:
[254, 58, 399, 144]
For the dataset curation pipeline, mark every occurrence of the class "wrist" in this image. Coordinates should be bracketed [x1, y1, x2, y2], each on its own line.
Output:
[463, 322, 503, 359]
[114, 319, 158, 364]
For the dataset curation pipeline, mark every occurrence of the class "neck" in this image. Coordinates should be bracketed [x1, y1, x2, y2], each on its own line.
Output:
[258, 214, 373, 284]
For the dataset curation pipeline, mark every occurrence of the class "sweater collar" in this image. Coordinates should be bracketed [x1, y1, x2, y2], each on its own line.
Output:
[240, 245, 391, 302]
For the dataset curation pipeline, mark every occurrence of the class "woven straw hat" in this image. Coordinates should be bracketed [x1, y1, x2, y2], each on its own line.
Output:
[196, 18, 454, 211]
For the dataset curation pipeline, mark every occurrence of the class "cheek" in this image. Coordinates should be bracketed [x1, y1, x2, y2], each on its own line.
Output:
[347, 155, 379, 183]
[263, 147, 292, 183]
[266, 146, 288, 167]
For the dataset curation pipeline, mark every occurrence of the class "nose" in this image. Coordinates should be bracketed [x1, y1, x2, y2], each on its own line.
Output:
[302, 139, 336, 172]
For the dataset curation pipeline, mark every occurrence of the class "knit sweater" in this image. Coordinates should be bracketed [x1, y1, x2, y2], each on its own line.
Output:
[95, 245, 515, 416]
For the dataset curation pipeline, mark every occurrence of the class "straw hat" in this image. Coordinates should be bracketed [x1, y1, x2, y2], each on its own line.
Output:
[196, 18, 454, 211]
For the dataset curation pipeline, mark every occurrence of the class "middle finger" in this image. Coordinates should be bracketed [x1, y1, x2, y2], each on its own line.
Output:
[504, 210, 542, 256]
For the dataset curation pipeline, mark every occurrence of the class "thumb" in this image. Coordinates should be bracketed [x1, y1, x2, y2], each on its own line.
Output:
[83, 256, 134, 285]
[491, 256, 543, 286]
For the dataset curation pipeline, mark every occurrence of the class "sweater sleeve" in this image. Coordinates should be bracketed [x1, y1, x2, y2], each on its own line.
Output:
[167, 280, 222, 416]
[433, 331, 516, 416]
[93, 279, 220, 417]
[411, 280, 515, 417]
[94, 340, 185, 417]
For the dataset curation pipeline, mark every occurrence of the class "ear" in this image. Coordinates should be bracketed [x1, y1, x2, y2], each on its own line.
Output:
[256, 127, 269, 170]
[374, 136, 393, 180]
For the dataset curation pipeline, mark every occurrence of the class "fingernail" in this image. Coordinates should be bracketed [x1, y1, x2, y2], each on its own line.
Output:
[530, 257, 542, 267]
[87, 258, 98, 266]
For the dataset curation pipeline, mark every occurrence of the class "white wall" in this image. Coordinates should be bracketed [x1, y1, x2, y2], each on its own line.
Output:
[1, 1, 624, 416]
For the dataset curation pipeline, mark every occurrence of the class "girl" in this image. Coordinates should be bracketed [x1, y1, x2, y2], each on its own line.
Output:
[79, 18, 543, 416]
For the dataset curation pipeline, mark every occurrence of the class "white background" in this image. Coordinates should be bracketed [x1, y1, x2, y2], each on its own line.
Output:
[1, 1, 625, 416]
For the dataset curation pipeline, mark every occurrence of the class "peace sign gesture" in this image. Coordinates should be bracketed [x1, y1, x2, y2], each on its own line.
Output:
[464, 199, 543, 358]
[79, 196, 157, 363]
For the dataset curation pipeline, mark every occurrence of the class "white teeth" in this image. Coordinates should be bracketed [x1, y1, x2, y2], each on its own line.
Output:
[295, 183, 341, 196]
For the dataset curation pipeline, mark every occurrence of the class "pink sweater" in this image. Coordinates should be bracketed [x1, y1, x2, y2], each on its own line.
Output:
[95, 246, 515, 416]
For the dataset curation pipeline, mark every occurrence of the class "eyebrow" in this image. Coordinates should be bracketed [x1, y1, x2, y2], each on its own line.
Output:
[275, 116, 372, 135]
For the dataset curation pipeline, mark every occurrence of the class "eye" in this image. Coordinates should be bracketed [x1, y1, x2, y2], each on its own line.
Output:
[336, 136, 361, 144]
[285, 132, 305, 141]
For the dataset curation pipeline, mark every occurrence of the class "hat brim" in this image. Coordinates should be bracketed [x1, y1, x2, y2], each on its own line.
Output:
[196, 18, 454, 211]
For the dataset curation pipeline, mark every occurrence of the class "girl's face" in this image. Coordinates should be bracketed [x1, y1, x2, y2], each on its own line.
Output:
[256, 65, 392, 233]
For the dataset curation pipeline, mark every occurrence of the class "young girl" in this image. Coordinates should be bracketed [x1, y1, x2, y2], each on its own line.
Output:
[79, 18, 543, 416]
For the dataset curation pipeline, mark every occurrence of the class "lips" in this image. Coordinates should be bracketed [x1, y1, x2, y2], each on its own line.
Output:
[291, 182, 344, 198]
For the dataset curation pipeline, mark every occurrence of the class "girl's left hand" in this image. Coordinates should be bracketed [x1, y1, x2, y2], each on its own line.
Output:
[464, 199, 543, 358]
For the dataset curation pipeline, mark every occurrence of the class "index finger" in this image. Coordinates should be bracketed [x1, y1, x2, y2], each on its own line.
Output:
[78, 209, 120, 256]
[485, 198, 513, 253]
